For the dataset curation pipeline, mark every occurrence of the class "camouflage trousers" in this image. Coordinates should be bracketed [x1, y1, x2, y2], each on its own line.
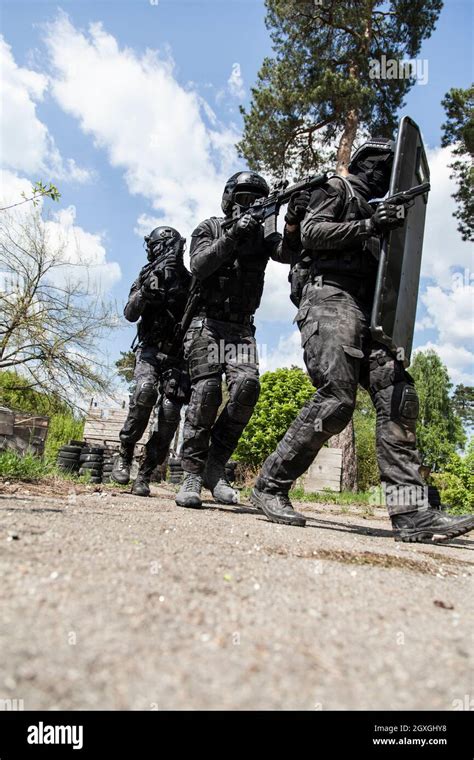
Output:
[257, 284, 427, 516]
[119, 345, 190, 476]
[181, 317, 260, 473]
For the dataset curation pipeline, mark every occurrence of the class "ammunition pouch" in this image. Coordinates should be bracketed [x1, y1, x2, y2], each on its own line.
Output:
[162, 367, 191, 404]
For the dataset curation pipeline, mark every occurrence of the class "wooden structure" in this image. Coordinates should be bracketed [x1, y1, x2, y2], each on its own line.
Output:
[83, 403, 151, 450]
[0, 406, 49, 457]
[302, 447, 343, 493]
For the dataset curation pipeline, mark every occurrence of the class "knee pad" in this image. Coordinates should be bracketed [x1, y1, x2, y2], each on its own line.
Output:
[191, 376, 222, 427]
[392, 383, 420, 433]
[160, 397, 182, 424]
[397, 384, 419, 422]
[228, 377, 260, 423]
[136, 380, 158, 408]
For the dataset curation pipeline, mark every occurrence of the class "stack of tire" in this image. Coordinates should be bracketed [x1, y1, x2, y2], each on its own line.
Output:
[101, 448, 118, 485]
[78, 445, 104, 484]
[56, 440, 85, 474]
[167, 458, 237, 486]
[168, 457, 183, 485]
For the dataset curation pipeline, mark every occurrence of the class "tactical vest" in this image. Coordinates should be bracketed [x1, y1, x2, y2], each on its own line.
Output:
[310, 175, 379, 278]
[198, 217, 268, 319]
[289, 176, 378, 306]
[137, 260, 191, 348]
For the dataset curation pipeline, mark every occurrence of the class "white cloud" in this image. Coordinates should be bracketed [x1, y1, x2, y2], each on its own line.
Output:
[0, 169, 121, 294]
[414, 342, 474, 386]
[420, 284, 474, 346]
[259, 329, 305, 374]
[43, 14, 241, 239]
[257, 258, 296, 323]
[422, 145, 473, 285]
[0, 36, 92, 183]
[44, 206, 121, 293]
[227, 63, 245, 100]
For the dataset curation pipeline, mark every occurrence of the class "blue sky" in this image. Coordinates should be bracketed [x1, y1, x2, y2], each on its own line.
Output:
[1, 0, 473, 388]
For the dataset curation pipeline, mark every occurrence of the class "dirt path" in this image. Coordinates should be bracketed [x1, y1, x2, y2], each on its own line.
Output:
[0, 481, 472, 711]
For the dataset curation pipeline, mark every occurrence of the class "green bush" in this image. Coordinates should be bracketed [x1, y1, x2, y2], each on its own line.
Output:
[44, 414, 85, 463]
[353, 389, 379, 491]
[431, 439, 474, 514]
[234, 367, 314, 467]
[0, 369, 84, 463]
[410, 350, 466, 470]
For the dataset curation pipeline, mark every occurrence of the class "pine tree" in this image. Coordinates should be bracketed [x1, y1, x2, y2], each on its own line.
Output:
[441, 85, 474, 241]
[238, 0, 443, 177]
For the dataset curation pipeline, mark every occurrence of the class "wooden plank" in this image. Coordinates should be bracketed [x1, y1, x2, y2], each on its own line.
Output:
[0, 420, 14, 436]
[313, 448, 342, 459]
[303, 447, 342, 493]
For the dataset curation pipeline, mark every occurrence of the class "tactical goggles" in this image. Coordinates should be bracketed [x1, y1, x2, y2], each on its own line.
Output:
[233, 191, 262, 208]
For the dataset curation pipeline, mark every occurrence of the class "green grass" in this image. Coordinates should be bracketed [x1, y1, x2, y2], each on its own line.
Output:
[289, 486, 374, 506]
[0, 451, 92, 485]
[0, 450, 53, 480]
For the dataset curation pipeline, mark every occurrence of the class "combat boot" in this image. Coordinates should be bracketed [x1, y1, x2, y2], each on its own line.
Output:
[112, 446, 134, 485]
[251, 486, 306, 527]
[176, 473, 203, 509]
[131, 473, 151, 497]
[391, 507, 474, 543]
[203, 456, 239, 505]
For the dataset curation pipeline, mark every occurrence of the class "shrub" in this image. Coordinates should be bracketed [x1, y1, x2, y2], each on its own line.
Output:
[234, 367, 314, 467]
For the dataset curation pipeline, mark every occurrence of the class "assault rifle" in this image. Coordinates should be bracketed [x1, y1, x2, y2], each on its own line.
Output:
[220, 172, 329, 238]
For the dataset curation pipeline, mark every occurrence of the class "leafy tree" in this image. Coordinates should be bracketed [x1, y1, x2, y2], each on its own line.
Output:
[238, 0, 443, 177]
[0, 180, 61, 212]
[410, 350, 465, 470]
[234, 367, 314, 467]
[441, 85, 474, 241]
[115, 350, 136, 387]
[452, 384, 474, 429]
[0, 206, 117, 407]
[431, 439, 474, 515]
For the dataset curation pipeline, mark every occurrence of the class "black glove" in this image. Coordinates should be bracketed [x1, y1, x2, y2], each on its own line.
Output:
[141, 271, 164, 302]
[230, 212, 261, 240]
[369, 202, 406, 233]
[285, 190, 311, 225]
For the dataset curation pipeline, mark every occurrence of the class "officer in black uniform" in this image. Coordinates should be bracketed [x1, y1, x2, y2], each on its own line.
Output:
[251, 139, 474, 544]
[176, 171, 309, 509]
[112, 226, 191, 496]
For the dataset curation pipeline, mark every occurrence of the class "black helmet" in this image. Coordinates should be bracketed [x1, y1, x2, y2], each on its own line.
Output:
[348, 137, 395, 174]
[348, 137, 395, 197]
[144, 226, 185, 262]
[221, 171, 269, 216]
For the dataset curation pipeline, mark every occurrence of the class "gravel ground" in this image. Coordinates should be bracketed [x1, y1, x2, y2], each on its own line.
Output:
[0, 480, 472, 711]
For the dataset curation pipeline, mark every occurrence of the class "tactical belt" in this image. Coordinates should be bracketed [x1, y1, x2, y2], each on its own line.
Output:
[306, 272, 375, 303]
[202, 308, 254, 325]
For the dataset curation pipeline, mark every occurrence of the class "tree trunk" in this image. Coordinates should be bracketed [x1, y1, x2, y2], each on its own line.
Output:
[336, 106, 359, 175]
[330, 420, 358, 492]
[332, 100, 359, 492]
